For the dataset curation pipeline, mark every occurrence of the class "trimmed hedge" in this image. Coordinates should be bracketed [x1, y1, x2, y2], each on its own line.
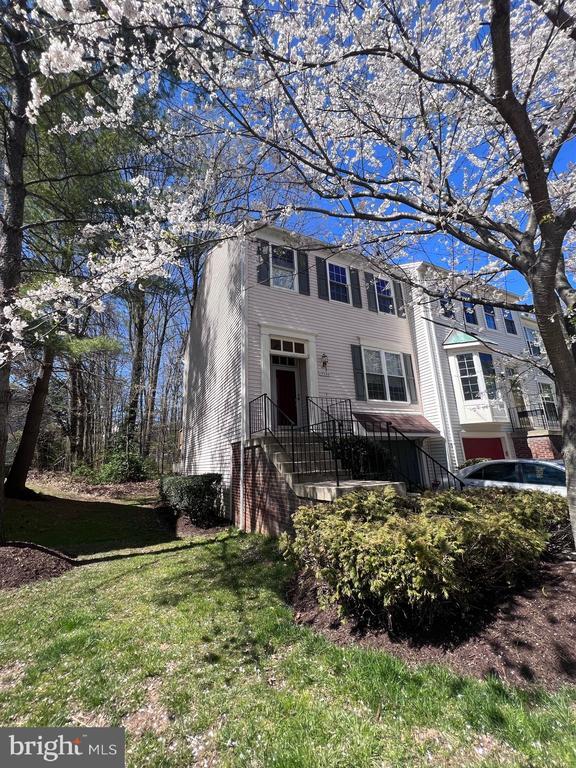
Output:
[284, 486, 569, 630]
[160, 474, 223, 527]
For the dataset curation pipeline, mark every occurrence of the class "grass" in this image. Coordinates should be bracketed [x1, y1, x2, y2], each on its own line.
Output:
[0, 490, 575, 767]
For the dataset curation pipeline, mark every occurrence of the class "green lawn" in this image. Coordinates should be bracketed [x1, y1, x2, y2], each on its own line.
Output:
[1, 492, 575, 767]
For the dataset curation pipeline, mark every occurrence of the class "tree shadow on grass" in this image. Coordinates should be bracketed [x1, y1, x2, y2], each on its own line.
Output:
[5, 493, 179, 557]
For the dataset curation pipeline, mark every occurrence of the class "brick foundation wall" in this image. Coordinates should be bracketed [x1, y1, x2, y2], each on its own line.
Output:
[512, 432, 562, 460]
[526, 434, 562, 460]
[231, 442, 307, 535]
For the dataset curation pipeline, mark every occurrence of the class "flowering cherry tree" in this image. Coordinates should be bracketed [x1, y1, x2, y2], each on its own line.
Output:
[190, 0, 576, 543]
[3, 0, 576, 544]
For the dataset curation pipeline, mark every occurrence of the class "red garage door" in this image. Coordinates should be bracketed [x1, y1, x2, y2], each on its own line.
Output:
[462, 437, 505, 460]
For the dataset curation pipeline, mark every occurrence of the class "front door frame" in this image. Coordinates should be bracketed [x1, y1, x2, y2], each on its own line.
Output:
[260, 324, 319, 413]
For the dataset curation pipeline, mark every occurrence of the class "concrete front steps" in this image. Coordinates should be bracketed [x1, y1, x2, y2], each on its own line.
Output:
[247, 433, 406, 503]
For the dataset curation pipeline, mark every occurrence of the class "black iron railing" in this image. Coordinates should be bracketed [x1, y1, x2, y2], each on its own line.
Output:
[509, 404, 560, 431]
[249, 394, 462, 492]
[306, 396, 353, 426]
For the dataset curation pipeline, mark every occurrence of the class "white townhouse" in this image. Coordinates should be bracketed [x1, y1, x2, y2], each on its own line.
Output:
[181, 225, 559, 533]
[405, 262, 560, 470]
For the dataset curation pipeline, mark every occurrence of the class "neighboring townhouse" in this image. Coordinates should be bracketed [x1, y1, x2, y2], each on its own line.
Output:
[181, 224, 450, 534]
[405, 262, 559, 470]
[181, 225, 560, 534]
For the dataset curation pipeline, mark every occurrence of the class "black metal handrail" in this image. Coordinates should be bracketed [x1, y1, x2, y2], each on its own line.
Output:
[509, 405, 561, 431]
[248, 394, 462, 492]
[306, 396, 353, 426]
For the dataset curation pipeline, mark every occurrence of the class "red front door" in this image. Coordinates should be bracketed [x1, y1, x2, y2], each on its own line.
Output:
[462, 437, 505, 460]
[275, 369, 298, 425]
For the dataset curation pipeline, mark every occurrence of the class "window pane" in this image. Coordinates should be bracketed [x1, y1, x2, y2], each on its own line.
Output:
[364, 349, 383, 374]
[457, 353, 480, 400]
[294, 342, 305, 354]
[503, 309, 517, 334]
[522, 463, 565, 487]
[366, 373, 387, 400]
[282, 340, 293, 352]
[524, 326, 541, 356]
[376, 279, 395, 313]
[479, 353, 497, 400]
[482, 463, 521, 482]
[270, 338, 281, 350]
[385, 352, 403, 377]
[328, 263, 349, 303]
[271, 267, 295, 290]
[440, 297, 455, 318]
[271, 245, 295, 270]
[484, 304, 497, 330]
[388, 376, 407, 401]
[462, 293, 477, 324]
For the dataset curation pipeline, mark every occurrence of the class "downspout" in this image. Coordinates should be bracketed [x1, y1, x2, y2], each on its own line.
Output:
[424, 298, 459, 470]
[239, 236, 247, 531]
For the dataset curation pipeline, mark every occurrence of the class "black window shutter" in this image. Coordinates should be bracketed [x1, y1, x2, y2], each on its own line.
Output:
[364, 272, 378, 313]
[403, 353, 418, 403]
[256, 239, 270, 286]
[393, 281, 406, 317]
[297, 250, 310, 295]
[316, 256, 329, 300]
[351, 345, 367, 401]
[350, 268, 362, 308]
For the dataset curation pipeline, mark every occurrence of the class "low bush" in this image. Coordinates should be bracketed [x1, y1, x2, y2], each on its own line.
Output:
[457, 457, 491, 469]
[286, 486, 569, 631]
[97, 450, 148, 484]
[160, 474, 223, 527]
[331, 435, 395, 479]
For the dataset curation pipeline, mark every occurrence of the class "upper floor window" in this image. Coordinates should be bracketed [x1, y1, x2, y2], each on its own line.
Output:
[457, 353, 480, 400]
[270, 245, 297, 291]
[328, 263, 349, 303]
[461, 293, 478, 325]
[375, 278, 395, 313]
[440, 297, 455, 318]
[524, 326, 542, 356]
[503, 308, 517, 335]
[484, 304, 497, 330]
[363, 348, 408, 402]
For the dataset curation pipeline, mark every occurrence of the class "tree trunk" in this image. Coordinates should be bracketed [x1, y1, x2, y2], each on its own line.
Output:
[5, 347, 55, 498]
[143, 313, 169, 457]
[530, 239, 576, 547]
[0, 25, 31, 542]
[123, 289, 146, 446]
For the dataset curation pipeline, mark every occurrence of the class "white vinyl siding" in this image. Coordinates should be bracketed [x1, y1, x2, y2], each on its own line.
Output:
[181, 239, 243, 487]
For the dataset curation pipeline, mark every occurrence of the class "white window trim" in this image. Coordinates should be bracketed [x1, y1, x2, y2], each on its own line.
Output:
[269, 243, 298, 293]
[327, 260, 351, 304]
[374, 277, 396, 315]
[362, 346, 409, 403]
[260, 326, 318, 404]
[456, 351, 501, 402]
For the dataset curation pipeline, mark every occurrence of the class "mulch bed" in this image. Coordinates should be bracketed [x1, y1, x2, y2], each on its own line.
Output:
[0, 545, 75, 589]
[291, 561, 576, 691]
[176, 514, 231, 538]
